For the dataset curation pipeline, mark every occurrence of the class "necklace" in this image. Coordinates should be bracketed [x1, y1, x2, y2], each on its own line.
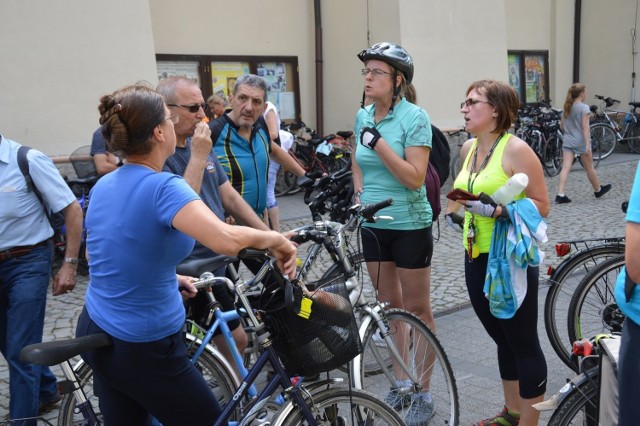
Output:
[467, 132, 505, 193]
[465, 132, 505, 260]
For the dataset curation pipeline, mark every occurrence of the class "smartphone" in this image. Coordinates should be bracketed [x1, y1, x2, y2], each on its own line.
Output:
[446, 188, 480, 202]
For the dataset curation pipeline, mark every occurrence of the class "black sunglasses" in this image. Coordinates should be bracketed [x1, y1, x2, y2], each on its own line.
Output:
[167, 103, 208, 113]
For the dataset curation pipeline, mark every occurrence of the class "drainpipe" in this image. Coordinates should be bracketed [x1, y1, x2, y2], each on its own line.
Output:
[314, 0, 324, 136]
[573, 0, 582, 82]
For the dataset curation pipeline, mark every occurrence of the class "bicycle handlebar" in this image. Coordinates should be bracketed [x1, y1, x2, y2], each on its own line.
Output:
[361, 198, 394, 223]
[595, 94, 620, 108]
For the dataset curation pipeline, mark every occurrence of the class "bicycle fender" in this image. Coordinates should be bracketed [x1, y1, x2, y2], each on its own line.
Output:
[533, 368, 599, 411]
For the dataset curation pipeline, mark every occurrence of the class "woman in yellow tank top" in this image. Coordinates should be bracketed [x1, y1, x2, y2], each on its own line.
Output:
[445, 80, 550, 426]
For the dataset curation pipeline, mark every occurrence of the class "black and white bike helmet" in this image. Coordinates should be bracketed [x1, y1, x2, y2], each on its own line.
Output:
[357, 42, 414, 83]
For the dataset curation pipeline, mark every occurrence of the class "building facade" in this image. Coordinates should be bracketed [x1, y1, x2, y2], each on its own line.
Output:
[1, 0, 637, 155]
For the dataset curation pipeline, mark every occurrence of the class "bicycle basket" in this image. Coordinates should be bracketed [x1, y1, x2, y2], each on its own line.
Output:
[258, 277, 362, 376]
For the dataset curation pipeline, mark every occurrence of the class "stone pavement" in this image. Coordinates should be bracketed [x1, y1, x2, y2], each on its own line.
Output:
[1, 154, 638, 424]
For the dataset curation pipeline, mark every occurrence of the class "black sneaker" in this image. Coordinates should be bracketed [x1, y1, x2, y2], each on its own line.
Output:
[595, 184, 612, 198]
[555, 195, 572, 204]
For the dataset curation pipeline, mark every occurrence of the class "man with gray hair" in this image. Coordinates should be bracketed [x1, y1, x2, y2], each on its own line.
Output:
[157, 76, 268, 368]
[210, 74, 306, 220]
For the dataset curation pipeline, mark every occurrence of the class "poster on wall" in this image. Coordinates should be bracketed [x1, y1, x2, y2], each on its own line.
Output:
[257, 62, 290, 116]
[157, 61, 200, 85]
[507, 54, 521, 98]
[211, 62, 250, 102]
[524, 55, 546, 103]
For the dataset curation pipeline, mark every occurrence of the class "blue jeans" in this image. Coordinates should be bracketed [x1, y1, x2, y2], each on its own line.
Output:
[0, 242, 58, 425]
[619, 318, 640, 426]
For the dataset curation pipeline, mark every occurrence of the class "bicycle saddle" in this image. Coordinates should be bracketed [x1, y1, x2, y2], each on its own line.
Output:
[20, 333, 112, 367]
[177, 255, 238, 277]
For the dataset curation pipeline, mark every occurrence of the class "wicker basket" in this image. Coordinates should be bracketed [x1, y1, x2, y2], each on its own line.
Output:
[259, 277, 362, 376]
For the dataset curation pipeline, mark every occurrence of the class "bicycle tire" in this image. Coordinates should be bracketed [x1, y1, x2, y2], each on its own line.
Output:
[57, 346, 239, 425]
[274, 165, 297, 197]
[354, 308, 459, 426]
[272, 387, 405, 426]
[543, 133, 563, 177]
[544, 244, 624, 371]
[589, 123, 617, 160]
[546, 373, 599, 426]
[567, 255, 626, 345]
[627, 121, 640, 153]
[450, 153, 462, 181]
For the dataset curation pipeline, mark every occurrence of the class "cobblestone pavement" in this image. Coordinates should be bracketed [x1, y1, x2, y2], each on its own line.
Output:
[1, 155, 637, 423]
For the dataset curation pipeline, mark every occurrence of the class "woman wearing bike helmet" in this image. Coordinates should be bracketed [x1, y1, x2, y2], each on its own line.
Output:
[352, 42, 435, 426]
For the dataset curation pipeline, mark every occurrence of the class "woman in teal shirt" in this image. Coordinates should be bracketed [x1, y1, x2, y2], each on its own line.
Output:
[352, 42, 434, 425]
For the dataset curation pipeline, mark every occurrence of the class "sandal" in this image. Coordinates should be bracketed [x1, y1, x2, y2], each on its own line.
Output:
[473, 405, 520, 426]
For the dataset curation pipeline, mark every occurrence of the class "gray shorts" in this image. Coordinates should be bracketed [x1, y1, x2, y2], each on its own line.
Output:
[562, 141, 589, 155]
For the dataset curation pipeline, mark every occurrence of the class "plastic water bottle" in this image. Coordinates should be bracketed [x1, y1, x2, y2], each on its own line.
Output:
[492, 173, 529, 205]
[625, 112, 633, 123]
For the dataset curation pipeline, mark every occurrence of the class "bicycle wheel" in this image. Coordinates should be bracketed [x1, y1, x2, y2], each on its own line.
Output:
[544, 244, 624, 371]
[547, 373, 599, 426]
[274, 165, 297, 197]
[589, 123, 617, 160]
[273, 387, 405, 426]
[627, 121, 640, 153]
[567, 255, 626, 345]
[451, 151, 462, 181]
[57, 347, 239, 425]
[543, 133, 563, 177]
[354, 308, 459, 426]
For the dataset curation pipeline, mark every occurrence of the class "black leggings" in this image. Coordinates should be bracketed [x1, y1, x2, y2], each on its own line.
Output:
[465, 253, 547, 399]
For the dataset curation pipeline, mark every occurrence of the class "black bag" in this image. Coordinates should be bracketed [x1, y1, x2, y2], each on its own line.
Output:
[17, 146, 65, 233]
[429, 125, 451, 187]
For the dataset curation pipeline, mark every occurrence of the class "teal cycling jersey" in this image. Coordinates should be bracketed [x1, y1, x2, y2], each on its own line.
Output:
[211, 114, 271, 216]
[354, 97, 433, 230]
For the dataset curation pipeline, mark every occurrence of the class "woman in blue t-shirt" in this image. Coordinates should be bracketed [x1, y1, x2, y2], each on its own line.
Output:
[352, 42, 435, 425]
[76, 83, 297, 425]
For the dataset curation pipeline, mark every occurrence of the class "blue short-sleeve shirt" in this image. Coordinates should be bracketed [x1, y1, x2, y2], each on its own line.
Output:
[85, 165, 200, 342]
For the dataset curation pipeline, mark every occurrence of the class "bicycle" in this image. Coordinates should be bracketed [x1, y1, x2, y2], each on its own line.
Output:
[513, 103, 564, 177]
[543, 199, 627, 371]
[567, 255, 626, 351]
[447, 127, 471, 181]
[535, 334, 617, 426]
[21, 250, 406, 426]
[589, 94, 640, 159]
[275, 127, 352, 196]
[543, 236, 625, 371]
[290, 183, 460, 424]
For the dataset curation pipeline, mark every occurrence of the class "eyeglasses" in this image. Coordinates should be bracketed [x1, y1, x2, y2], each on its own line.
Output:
[361, 68, 393, 78]
[165, 115, 180, 124]
[460, 99, 492, 109]
[167, 103, 207, 113]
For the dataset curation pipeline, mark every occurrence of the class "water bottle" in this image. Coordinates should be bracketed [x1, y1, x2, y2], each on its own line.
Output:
[492, 173, 529, 205]
[625, 113, 633, 124]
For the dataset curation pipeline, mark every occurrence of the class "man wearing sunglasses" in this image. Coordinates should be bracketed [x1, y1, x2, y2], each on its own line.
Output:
[158, 76, 270, 366]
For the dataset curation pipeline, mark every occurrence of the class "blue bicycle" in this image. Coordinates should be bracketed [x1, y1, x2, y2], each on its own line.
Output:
[22, 250, 405, 425]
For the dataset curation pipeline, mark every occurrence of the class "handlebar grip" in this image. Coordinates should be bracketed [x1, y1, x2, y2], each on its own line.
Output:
[238, 248, 268, 261]
[361, 198, 394, 221]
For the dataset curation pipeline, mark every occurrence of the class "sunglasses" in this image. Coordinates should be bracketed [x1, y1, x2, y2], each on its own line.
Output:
[167, 103, 208, 113]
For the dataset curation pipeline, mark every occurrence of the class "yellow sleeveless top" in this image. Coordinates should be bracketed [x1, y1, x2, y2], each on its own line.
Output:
[453, 133, 524, 253]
